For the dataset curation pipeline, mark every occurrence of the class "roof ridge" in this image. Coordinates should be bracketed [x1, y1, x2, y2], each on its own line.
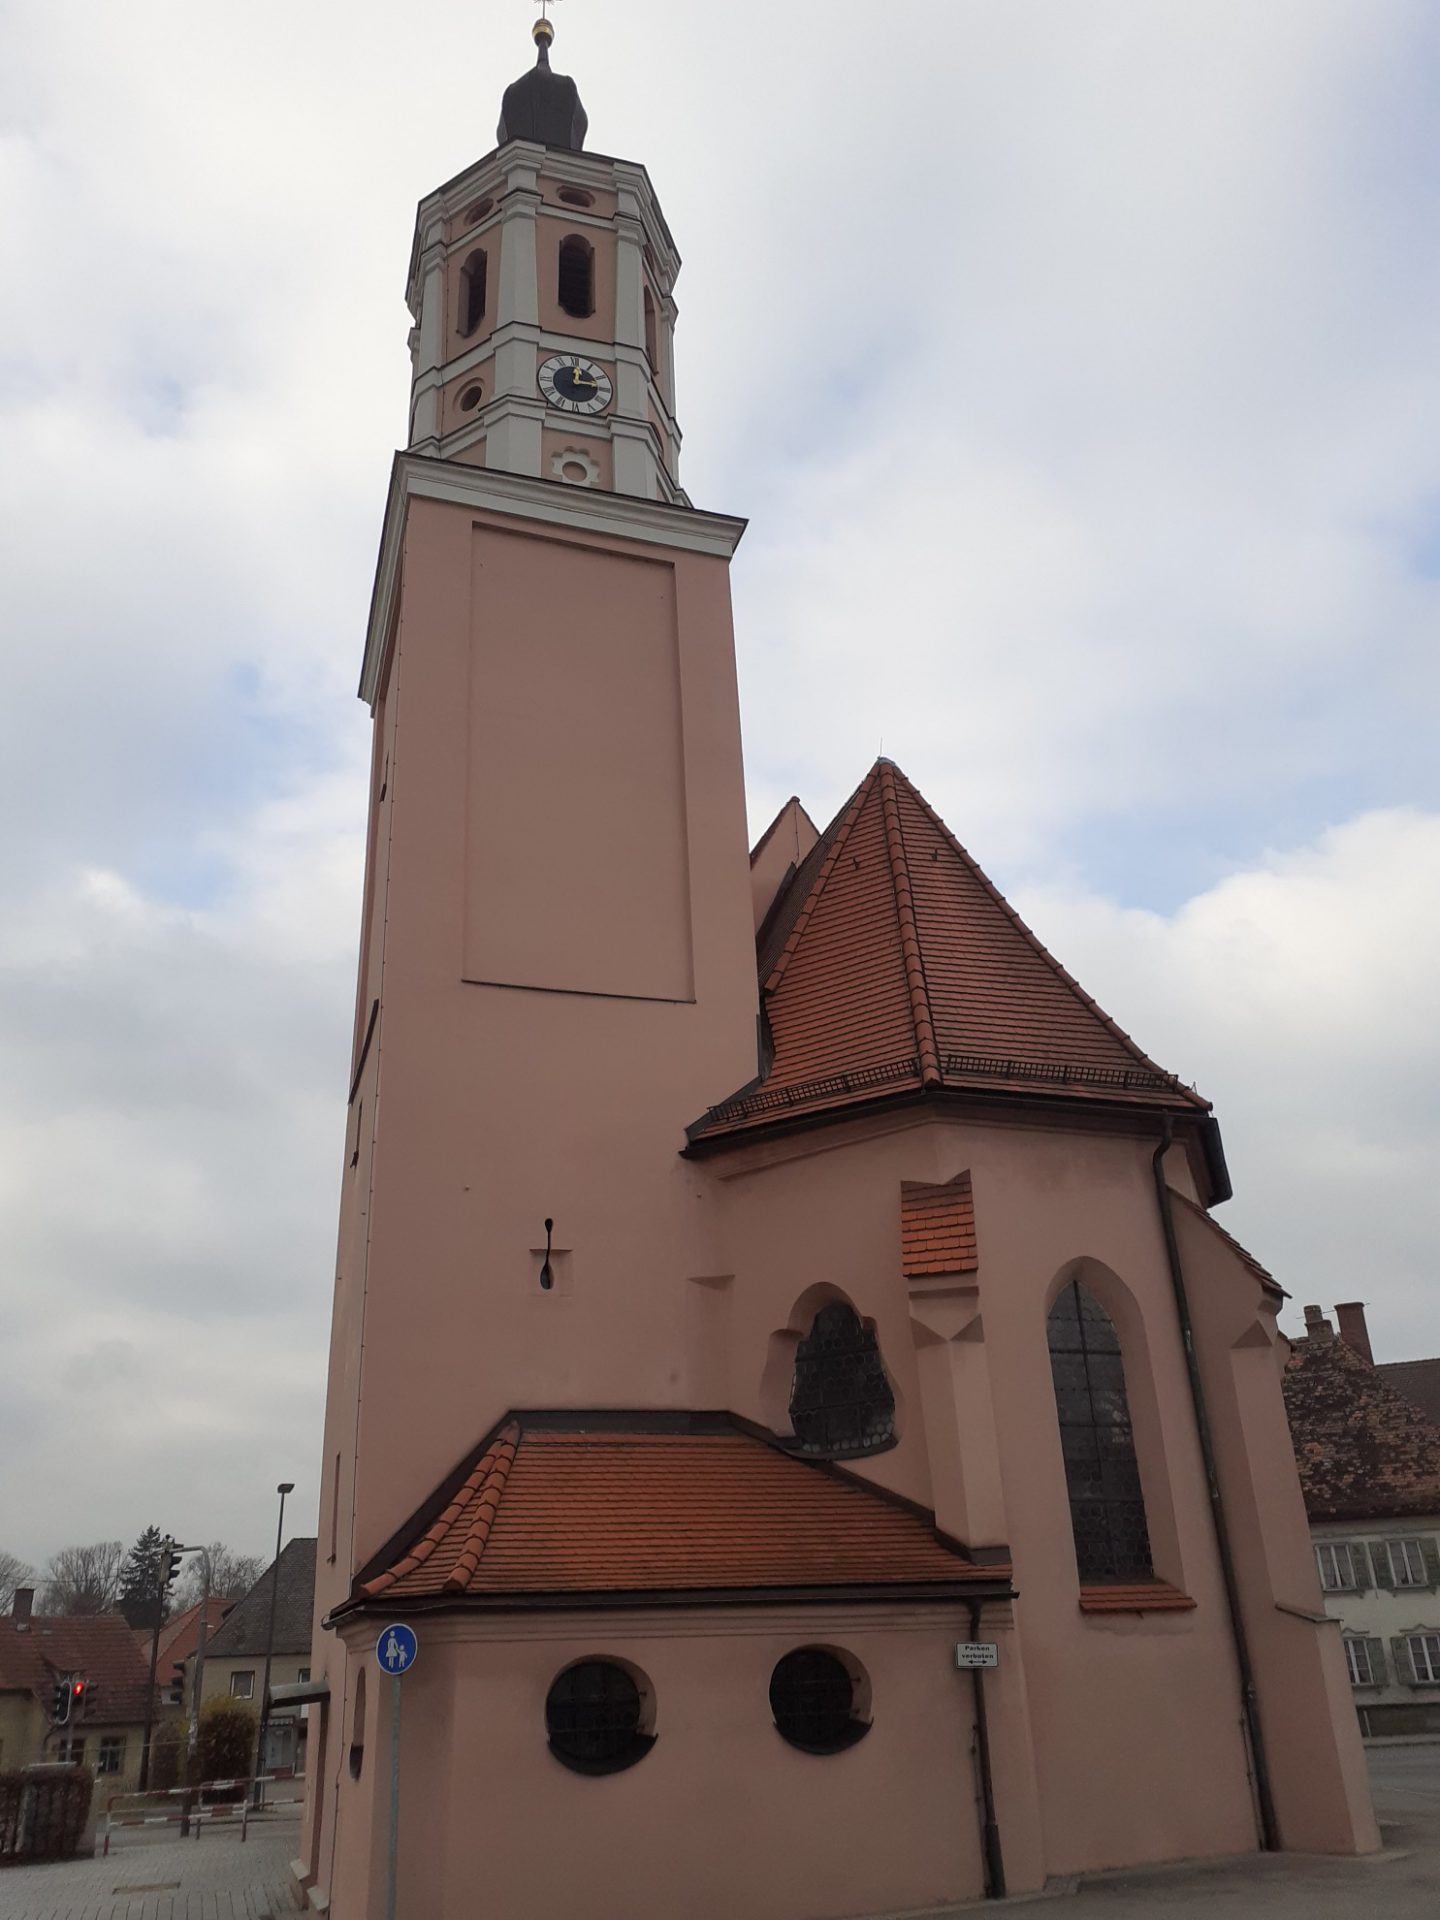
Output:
[878, 760, 942, 1088]
[892, 765, 1193, 1094]
[443, 1430, 522, 1592]
[763, 766, 878, 997]
[361, 1422, 520, 1599]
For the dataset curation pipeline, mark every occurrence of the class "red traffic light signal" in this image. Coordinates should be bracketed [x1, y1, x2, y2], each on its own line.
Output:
[71, 1681, 84, 1696]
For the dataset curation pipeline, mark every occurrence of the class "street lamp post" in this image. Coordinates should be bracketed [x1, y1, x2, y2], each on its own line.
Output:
[254, 1481, 294, 1803]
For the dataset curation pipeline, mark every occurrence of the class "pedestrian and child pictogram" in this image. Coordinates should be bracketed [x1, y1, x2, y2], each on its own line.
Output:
[376, 1623, 418, 1674]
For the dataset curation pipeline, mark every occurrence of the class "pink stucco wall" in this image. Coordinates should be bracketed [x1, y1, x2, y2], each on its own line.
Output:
[301, 478, 1377, 1913]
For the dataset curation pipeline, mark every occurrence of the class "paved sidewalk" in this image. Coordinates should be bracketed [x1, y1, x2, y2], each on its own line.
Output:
[0, 1809, 301, 1919]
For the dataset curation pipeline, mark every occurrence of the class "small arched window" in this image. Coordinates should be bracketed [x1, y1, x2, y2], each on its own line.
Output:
[1047, 1279, 1153, 1582]
[459, 250, 487, 337]
[643, 286, 659, 368]
[789, 1301, 895, 1458]
[557, 235, 595, 319]
[348, 1665, 366, 1780]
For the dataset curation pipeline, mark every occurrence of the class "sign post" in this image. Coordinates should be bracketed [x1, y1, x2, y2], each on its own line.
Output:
[377, 1624, 418, 1920]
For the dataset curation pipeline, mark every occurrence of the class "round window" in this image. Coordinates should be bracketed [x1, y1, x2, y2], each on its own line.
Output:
[769, 1647, 869, 1754]
[545, 1659, 654, 1775]
[459, 383, 483, 412]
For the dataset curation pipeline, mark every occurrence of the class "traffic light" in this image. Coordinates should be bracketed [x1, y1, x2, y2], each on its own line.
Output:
[70, 1678, 88, 1721]
[52, 1677, 72, 1725]
[162, 1538, 184, 1594]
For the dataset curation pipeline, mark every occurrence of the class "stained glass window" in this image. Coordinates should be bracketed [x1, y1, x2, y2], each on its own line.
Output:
[789, 1302, 896, 1457]
[1047, 1280, 1153, 1583]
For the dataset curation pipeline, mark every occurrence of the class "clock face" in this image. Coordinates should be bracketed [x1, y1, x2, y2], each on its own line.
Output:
[538, 354, 613, 416]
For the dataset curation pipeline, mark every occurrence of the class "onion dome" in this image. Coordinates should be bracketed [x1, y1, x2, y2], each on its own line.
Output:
[497, 19, 589, 152]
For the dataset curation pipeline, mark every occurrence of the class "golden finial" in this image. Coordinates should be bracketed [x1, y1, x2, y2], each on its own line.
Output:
[534, 0, 562, 47]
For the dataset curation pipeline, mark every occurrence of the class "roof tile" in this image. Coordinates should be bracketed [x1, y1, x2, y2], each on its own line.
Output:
[1283, 1337, 1440, 1522]
[694, 760, 1205, 1141]
[355, 1418, 1004, 1604]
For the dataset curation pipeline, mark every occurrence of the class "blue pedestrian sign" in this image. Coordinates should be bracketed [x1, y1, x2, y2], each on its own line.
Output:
[376, 1624, 418, 1675]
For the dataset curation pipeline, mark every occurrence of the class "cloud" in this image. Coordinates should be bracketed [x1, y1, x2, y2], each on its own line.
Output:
[1012, 807, 1440, 1354]
[0, 0, 1436, 1562]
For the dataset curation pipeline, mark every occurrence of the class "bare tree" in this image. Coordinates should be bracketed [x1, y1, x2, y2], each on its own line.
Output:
[0, 1550, 36, 1612]
[174, 1542, 264, 1609]
[41, 1540, 125, 1615]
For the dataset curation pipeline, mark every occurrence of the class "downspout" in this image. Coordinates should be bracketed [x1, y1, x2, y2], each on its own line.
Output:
[1151, 1116, 1279, 1851]
[967, 1597, 1006, 1899]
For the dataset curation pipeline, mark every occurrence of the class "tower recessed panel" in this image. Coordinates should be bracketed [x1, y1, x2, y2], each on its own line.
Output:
[462, 524, 694, 1002]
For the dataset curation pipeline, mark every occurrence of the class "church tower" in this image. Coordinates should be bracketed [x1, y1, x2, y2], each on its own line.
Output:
[405, 16, 681, 502]
[300, 26, 1378, 1920]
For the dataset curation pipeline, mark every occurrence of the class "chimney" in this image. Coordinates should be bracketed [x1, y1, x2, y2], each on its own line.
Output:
[1335, 1302, 1374, 1366]
[1302, 1304, 1335, 1345]
[12, 1586, 34, 1628]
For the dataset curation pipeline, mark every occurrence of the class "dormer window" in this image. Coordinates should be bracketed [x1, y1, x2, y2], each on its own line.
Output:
[558, 235, 595, 319]
[459, 250, 488, 337]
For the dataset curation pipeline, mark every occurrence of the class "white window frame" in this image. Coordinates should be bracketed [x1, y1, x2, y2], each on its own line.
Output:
[1316, 1542, 1356, 1591]
[1388, 1539, 1428, 1588]
[1344, 1639, 1374, 1686]
[1408, 1634, 1440, 1683]
[57, 1737, 85, 1766]
[96, 1736, 126, 1776]
[230, 1670, 256, 1700]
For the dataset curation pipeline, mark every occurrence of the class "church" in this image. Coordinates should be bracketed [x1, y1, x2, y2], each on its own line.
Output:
[298, 23, 1378, 1917]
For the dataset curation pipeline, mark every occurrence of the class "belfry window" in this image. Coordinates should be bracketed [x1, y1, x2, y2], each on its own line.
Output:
[459, 250, 487, 337]
[789, 1302, 895, 1458]
[1047, 1280, 1153, 1583]
[557, 234, 595, 318]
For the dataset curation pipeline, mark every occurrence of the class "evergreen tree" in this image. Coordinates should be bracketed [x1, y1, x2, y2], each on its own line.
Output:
[118, 1525, 170, 1629]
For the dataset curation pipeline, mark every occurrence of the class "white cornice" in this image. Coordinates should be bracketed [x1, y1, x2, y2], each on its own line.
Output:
[358, 454, 746, 706]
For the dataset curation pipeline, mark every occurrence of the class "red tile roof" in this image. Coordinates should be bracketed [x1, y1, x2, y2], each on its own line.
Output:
[901, 1174, 978, 1277]
[1283, 1335, 1440, 1523]
[0, 1613, 154, 1726]
[353, 1417, 1006, 1607]
[693, 760, 1206, 1141]
[1379, 1358, 1440, 1428]
[1079, 1583, 1196, 1613]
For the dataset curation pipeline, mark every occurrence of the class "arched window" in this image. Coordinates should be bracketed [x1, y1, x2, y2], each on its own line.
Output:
[557, 235, 595, 319]
[643, 286, 659, 368]
[789, 1301, 895, 1457]
[1047, 1279, 1153, 1582]
[458, 250, 487, 337]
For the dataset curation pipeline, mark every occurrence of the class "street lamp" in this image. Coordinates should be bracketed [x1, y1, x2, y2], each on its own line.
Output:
[254, 1481, 295, 1802]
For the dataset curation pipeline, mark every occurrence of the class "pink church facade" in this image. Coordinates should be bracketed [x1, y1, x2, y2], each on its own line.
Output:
[298, 25, 1378, 1917]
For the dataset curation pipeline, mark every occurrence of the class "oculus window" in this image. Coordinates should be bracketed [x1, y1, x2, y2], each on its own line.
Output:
[1048, 1280, 1154, 1583]
[546, 1659, 654, 1775]
[770, 1647, 870, 1754]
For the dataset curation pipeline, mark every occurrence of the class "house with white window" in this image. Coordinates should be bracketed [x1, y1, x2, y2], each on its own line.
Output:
[1285, 1302, 1440, 1737]
[183, 1538, 317, 1776]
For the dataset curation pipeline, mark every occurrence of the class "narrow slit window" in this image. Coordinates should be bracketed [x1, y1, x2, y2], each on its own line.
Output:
[644, 286, 659, 368]
[459, 250, 487, 336]
[1048, 1280, 1154, 1583]
[558, 235, 595, 319]
[788, 1302, 895, 1458]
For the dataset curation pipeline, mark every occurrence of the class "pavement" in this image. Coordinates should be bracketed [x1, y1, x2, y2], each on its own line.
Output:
[0, 1748, 1437, 1919]
[0, 1805, 302, 1920]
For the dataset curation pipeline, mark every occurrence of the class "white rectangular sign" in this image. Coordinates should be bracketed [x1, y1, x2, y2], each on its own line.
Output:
[954, 1642, 998, 1670]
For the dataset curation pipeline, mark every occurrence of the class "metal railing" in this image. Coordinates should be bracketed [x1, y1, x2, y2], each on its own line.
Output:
[101, 1774, 281, 1853]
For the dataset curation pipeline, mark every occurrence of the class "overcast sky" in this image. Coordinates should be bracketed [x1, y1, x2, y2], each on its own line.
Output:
[1, 0, 1437, 1573]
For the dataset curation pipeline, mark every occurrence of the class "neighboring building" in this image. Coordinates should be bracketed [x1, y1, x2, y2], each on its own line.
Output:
[142, 1594, 230, 1714]
[184, 1539, 316, 1776]
[1285, 1303, 1440, 1739]
[0, 1588, 152, 1792]
[298, 22, 1377, 1919]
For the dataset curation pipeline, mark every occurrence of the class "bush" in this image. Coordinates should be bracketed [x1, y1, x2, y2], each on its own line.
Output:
[0, 1767, 93, 1861]
[196, 1699, 257, 1786]
[150, 1719, 185, 1793]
